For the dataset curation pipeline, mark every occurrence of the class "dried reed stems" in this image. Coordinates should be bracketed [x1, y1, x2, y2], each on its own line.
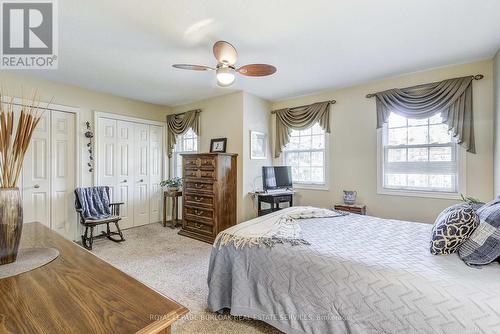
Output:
[0, 91, 51, 188]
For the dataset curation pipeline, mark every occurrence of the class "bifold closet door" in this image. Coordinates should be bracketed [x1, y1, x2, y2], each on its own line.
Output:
[115, 121, 135, 229]
[149, 125, 163, 224]
[23, 110, 76, 240]
[133, 123, 150, 226]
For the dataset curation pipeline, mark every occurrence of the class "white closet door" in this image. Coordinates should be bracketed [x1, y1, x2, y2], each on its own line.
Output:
[97, 118, 117, 200]
[23, 112, 51, 227]
[51, 111, 76, 239]
[115, 121, 134, 229]
[133, 123, 150, 226]
[149, 125, 163, 223]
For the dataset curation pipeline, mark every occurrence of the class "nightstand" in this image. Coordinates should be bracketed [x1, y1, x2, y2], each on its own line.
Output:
[334, 204, 367, 215]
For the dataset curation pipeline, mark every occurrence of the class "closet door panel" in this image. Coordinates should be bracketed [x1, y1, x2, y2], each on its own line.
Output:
[133, 124, 150, 226]
[97, 118, 117, 201]
[116, 121, 134, 229]
[51, 111, 76, 240]
[149, 125, 163, 223]
[23, 113, 51, 227]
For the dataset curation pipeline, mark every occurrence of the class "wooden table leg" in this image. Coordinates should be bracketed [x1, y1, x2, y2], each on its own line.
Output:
[171, 197, 177, 229]
[163, 193, 167, 227]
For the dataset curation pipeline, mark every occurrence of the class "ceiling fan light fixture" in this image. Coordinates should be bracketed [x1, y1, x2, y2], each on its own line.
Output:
[216, 66, 235, 87]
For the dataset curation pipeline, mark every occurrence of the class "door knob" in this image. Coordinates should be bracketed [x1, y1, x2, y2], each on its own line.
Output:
[138, 179, 144, 182]
[33, 184, 40, 189]
[121, 179, 127, 183]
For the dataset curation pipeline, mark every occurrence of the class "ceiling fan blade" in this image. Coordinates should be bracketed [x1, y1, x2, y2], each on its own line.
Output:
[213, 41, 238, 65]
[172, 64, 215, 71]
[237, 64, 277, 77]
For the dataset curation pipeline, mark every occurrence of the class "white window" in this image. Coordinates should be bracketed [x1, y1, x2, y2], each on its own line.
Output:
[173, 128, 198, 178]
[379, 113, 463, 197]
[283, 123, 327, 187]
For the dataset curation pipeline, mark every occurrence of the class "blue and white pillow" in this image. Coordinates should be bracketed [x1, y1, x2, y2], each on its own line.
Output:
[458, 198, 500, 266]
[430, 204, 479, 255]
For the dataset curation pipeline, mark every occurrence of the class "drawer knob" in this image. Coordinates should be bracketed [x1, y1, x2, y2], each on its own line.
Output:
[195, 184, 203, 189]
[194, 197, 202, 202]
[194, 223, 203, 228]
[195, 210, 203, 216]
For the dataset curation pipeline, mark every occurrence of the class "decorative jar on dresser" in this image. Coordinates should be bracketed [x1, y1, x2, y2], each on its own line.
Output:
[179, 153, 237, 243]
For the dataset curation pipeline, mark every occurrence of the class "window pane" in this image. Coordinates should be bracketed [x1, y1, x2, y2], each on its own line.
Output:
[407, 174, 429, 188]
[291, 167, 300, 181]
[387, 148, 407, 162]
[298, 167, 311, 182]
[386, 174, 407, 187]
[429, 114, 443, 124]
[298, 152, 311, 166]
[287, 136, 300, 150]
[388, 113, 407, 128]
[408, 126, 428, 145]
[311, 135, 325, 149]
[311, 167, 324, 183]
[429, 147, 452, 161]
[311, 152, 323, 166]
[429, 175, 454, 190]
[299, 135, 312, 149]
[408, 118, 428, 126]
[185, 138, 194, 151]
[408, 147, 428, 162]
[300, 127, 312, 136]
[388, 128, 407, 145]
[285, 152, 299, 166]
[289, 129, 300, 137]
[192, 139, 198, 151]
[311, 123, 324, 135]
[429, 124, 451, 144]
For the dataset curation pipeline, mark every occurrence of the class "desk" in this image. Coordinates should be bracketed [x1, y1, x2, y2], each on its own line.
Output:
[256, 192, 294, 216]
[163, 190, 182, 228]
[0, 222, 188, 334]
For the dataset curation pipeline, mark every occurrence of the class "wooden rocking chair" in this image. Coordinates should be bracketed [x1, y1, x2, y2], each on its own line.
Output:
[75, 186, 125, 250]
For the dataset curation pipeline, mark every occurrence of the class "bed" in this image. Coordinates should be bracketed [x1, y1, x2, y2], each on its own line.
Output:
[207, 211, 500, 334]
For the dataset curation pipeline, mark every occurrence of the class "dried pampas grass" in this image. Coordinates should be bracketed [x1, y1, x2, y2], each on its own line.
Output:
[0, 91, 52, 188]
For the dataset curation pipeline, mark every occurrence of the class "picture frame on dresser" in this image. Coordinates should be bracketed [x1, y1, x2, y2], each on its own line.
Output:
[210, 138, 227, 153]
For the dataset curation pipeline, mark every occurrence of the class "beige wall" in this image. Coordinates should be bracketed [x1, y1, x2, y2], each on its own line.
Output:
[272, 60, 494, 223]
[494, 51, 500, 196]
[242, 92, 272, 221]
[0, 72, 170, 186]
[170, 92, 246, 221]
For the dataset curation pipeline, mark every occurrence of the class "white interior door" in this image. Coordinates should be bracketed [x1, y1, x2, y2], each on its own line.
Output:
[149, 125, 163, 223]
[133, 123, 150, 226]
[97, 118, 117, 200]
[23, 112, 51, 227]
[51, 111, 76, 239]
[115, 121, 134, 229]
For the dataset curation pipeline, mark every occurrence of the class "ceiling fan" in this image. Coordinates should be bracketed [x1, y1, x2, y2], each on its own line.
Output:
[172, 41, 277, 87]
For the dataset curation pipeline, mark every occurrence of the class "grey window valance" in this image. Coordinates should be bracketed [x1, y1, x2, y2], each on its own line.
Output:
[373, 75, 476, 153]
[166, 109, 200, 158]
[273, 101, 333, 158]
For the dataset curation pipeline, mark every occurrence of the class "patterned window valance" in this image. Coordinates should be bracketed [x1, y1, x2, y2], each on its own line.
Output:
[371, 76, 477, 153]
[273, 101, 334, 158]
[166, 109, 200, 158]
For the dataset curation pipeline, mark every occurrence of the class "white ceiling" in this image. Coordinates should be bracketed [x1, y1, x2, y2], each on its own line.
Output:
[31, 0, 500, 106]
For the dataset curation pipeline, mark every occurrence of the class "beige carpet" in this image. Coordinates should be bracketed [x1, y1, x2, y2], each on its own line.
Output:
[91, 223, 282, 334]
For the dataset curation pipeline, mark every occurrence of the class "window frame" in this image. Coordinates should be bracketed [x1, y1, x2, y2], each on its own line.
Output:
[281, 124, 330, 191]
[377, 120, 466, 200]
[171, 128, 199, 178]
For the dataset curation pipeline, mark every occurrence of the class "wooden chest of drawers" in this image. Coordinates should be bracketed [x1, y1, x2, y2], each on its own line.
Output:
[179, 153, 237, 243]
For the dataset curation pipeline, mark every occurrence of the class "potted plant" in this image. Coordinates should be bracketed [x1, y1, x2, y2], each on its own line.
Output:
[0, 93, 46, 265]
[160, 177, 183, 192]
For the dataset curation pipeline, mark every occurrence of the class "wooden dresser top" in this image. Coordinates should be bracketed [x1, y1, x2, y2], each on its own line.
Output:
[0, 222, 188, 334]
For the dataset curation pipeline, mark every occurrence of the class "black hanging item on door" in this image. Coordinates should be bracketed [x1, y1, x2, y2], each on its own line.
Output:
[84, 121, 94, 172]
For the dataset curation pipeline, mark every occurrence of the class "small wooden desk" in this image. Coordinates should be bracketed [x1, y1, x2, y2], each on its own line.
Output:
[163, 190, 182, 228]
[0, 222, 188, 334]
[256, 192, 294, 216]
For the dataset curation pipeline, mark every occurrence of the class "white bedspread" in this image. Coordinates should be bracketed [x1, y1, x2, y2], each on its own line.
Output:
[208, 213, 500, 334]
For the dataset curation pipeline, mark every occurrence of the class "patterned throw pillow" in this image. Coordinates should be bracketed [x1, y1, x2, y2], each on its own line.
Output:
[459, 198, 500, 266]
[430, 205, 479, 255]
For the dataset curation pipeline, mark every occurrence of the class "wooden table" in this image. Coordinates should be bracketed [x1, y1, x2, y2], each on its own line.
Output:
[256, 192, 294, 216]
[334, 203, 367, 215]
[163, 190, 182, 228]
[0, 222, 188, 334]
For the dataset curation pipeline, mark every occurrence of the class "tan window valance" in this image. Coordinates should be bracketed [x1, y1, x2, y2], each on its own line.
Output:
[166, 109, 201, 158]
[369, 75, 480, 153]
[272, 101, 334, 158]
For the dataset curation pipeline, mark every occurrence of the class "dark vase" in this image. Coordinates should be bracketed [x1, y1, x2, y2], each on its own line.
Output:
[0, 188, 23, 265]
